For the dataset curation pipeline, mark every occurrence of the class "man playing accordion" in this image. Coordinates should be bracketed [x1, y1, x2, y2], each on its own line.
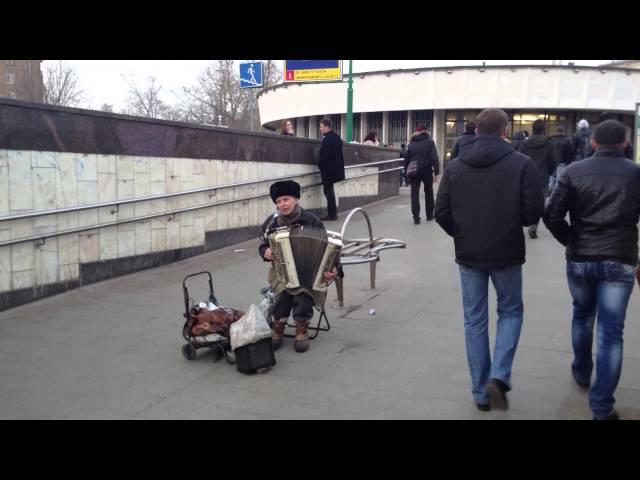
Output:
[259, 180, 338, 353]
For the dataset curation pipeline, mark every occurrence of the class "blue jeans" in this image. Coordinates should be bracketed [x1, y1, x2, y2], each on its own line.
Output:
[566, 261, 635, 419]
[459, 264, 524, 405]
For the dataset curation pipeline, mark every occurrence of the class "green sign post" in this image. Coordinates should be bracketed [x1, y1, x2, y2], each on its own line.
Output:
[345, 60, 353, 143]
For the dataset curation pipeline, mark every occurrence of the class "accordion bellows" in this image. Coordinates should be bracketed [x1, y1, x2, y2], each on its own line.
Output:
[269, 226, 342, 292]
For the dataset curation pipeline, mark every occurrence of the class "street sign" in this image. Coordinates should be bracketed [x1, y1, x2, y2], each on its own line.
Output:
[284, 60, 342, 82]
[239, 62, 263, 88]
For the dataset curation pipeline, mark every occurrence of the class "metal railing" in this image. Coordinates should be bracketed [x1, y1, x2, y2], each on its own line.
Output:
[0, 159, 404, 248]
[0, 158, 403, 223]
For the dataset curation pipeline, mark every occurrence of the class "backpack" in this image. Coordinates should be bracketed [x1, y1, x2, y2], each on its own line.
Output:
[575, 132, 593, 160]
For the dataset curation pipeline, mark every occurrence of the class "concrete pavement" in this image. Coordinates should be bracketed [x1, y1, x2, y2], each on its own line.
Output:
[1, 189, 639, 419]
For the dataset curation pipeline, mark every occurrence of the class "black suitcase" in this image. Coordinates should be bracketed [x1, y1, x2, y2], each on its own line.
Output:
[234, 337, 276, 374]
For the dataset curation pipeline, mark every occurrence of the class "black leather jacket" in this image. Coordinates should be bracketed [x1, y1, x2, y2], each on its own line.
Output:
[543, 148, 640, 266]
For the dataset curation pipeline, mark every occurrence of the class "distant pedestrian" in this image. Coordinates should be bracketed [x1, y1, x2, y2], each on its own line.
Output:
[518, 119, 555, 238]
[280, 119, 295, 136]
[318, 118, 345, 221]
[404, 124, 440, 224]
[362, 131, 380, 146]
[451, 121, 476, 161]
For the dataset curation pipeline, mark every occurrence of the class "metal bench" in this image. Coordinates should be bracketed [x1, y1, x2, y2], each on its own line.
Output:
[334, 208, 406, 307]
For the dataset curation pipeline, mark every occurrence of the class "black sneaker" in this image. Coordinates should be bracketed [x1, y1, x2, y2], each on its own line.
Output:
[486, 378, 509, 410]
[593, 410, 619, 421]
[476, 402, 490, 412]
[413, 218, 420, 225]
[426, 217, 434, 222]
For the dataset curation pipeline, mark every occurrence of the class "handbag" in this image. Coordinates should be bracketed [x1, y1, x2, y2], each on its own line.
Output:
[406, 160, 419, 179]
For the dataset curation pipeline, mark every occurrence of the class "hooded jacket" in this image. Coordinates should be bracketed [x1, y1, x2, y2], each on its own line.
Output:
[435, 135, 544, 269]
[549, 132, 573, 166]
[518, 134, 555, 187]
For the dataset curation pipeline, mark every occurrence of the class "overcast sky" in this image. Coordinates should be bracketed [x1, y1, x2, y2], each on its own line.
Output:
[42, 60, 611, 112]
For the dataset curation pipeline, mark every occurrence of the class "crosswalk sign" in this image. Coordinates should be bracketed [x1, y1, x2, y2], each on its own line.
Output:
[239, 62, 263, 88]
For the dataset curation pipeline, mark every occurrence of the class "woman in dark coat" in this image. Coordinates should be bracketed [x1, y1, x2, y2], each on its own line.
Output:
[404, 124, 440, 224]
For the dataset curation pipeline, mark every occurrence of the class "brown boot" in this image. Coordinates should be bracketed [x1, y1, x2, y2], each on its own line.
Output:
[294, 320, 310, 353]
[271, 318, 287, 351]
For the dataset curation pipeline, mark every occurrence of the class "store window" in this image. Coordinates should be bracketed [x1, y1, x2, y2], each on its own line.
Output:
[352, 113, 361, 142]
[388, 111, 407, 147]
[330, 114, 342, 137]
[413, 110, 433, 132]
[367, 112, 383, 142]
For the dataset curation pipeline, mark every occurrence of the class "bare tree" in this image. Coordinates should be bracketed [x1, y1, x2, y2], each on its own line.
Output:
[43, 61, 84, 107]
[124, 76, 166, 118]
[100, 103, 114, 112]
[176, 60, 282, 130]
[177, 60, 252, 128]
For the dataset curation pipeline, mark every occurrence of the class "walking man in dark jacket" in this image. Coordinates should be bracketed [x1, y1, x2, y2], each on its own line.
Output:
[572, 119, 593, 162]
[435, 108, 544, 412]
[404, 124, 440, 224]
[548, 126, 573, 191]
[451, 121, 476, 161]
[518, 119, 556, 238]
[543, 120, 640, 420]
[318, 118, 346, 221]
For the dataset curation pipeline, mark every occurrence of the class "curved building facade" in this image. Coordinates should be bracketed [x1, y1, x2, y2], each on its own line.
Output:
[258, 64, 640, 163]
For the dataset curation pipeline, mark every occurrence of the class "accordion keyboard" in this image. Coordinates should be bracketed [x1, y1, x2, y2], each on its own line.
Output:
[269, 226, 342, 292]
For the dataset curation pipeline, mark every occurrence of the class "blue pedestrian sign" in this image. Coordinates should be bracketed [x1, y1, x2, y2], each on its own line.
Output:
[239, 62, 263, 88]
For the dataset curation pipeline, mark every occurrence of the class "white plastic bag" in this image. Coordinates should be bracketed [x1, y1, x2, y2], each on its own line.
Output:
[230, 304, 272, 351]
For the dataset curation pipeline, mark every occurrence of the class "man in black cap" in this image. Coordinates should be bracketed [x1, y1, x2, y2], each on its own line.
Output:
[544, 119, 640, 420]
[258, 180, 337, 353]
[598, 112, 634, 160]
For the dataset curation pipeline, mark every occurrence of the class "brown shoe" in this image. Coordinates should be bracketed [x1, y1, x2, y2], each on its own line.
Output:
[294, 320, 310, 353]
[486, 378, 509, 410]
[271, 318, 287, 351]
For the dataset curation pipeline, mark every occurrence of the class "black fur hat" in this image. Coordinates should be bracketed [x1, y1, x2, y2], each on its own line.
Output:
[270, 180, 301, 203]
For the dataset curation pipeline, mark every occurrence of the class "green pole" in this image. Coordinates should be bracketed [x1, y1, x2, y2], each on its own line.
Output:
[346, 60, 353, 142]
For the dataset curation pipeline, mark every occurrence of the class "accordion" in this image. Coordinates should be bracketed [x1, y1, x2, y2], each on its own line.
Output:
[269, 225, 343, 292]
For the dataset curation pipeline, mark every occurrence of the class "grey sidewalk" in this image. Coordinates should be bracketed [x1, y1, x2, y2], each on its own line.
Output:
[1, 189, 639, 419]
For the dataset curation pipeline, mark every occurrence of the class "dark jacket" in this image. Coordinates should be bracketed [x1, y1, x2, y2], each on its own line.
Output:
[518, 134, 555, 187]
[318, 130, 345, 184]
[451, 132, 476, 160]
[404, 131, 440, 177]
[549, 133, 573, 166]
[258, 208, 324, 261]
[435, 135, 544, 269]
[511, 132, 527, 151]
[571, 127, 593, 162]
[543, 148, 640, 266]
